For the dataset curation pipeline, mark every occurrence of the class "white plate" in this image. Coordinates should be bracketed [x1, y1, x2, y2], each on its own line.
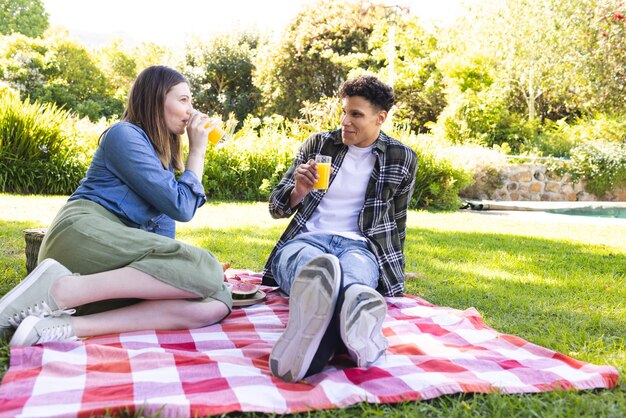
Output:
[232, 290, 266, 307]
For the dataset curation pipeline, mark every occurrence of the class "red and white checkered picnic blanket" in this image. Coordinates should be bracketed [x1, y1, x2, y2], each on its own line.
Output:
[0, 271, 619, 417]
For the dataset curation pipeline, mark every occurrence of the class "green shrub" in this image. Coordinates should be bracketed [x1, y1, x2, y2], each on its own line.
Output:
[565, 140, 626, 197]
[535, 115, 626, 158]
[0, 92, 87, 194]
[0, 89, 475, 210]
[530, 119, 579, 158]
[433, 84, 542, 156]
[400, 133, 475, 210]
[202, 115, 303, 200]
[440, 144, 508, 199]
[202, 118, 474, 210]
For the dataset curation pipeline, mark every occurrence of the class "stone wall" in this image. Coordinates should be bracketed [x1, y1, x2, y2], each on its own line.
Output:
[461, 163, 626, 202]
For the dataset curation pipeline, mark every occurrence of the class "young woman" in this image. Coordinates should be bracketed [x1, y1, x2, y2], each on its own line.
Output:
[0, 66, 231, 346]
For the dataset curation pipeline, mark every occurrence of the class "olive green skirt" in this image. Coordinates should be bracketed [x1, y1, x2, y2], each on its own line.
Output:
[38, 199, 232, 315]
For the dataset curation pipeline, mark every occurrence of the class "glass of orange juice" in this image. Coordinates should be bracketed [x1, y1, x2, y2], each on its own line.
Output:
[313, 155, 331, 190]
[205, 121, 226, 146]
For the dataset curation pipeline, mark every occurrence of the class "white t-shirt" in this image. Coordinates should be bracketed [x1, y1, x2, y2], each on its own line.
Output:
[303, 144, 376, 241]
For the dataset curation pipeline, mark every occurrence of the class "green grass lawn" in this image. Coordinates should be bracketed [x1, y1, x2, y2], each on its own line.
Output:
[1, 194, 625, 417]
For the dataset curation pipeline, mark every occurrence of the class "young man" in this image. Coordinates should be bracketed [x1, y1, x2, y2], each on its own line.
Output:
[262, 75, 418, 382]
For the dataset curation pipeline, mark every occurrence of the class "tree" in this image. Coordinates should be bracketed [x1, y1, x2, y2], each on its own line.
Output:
[45, 37, 123, 120]
[444, 0, 594, 123]
[97, 38, 138, 103]
[132, 42, 173, 71]
[0, 33, 124, 120]
[431, 0, 626, 151]
[585, 0, 626, 113]
[182, 32, 261, 127]
[254, 0, 383, 118]
[0, 0, 48, 38]
[0, 33, 48, 96]
[367, 11, 446, 133]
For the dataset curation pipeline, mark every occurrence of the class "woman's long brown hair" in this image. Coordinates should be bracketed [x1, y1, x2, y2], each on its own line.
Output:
[121, 66, 186, 171]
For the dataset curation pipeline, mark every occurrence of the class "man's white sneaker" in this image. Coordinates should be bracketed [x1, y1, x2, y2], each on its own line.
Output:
[339, 284, 388, 368]
[269, 254, 341, 382]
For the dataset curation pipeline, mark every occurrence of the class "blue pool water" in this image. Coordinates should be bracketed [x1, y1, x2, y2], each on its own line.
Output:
[546, 207, 626, 219]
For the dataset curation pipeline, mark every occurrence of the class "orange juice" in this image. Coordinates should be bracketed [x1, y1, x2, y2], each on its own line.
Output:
[205, 122, 225, 145]
[313, 162, 331, 189]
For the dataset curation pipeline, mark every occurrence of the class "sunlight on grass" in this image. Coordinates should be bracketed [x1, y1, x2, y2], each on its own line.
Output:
[180, 200, 290, 230]
[406, 210, 626, 251]
[454, 264, 525, 282]
[0, 194, 68, 225]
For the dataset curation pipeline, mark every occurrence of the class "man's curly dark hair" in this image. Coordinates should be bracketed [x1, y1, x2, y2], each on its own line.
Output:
[337, 76, 395, 112]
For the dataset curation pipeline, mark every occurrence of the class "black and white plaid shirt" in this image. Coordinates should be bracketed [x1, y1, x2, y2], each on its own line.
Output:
[262, 129, 418, 296]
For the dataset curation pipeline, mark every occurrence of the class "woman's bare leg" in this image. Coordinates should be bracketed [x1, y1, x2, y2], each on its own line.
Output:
[50, 267, 203, 309]
[70, 298, 229, 338]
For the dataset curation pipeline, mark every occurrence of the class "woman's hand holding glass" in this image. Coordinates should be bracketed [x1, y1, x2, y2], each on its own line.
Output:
[186, 111, 211, 152]
[185, 111, 215, 178]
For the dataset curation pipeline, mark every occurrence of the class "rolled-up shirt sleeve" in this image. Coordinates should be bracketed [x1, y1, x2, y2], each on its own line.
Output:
[268, 171, 298, 219]
[102, 124, 206, 222]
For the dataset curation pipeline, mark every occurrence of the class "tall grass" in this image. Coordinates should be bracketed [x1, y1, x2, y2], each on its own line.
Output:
[0, 92, 87, 194]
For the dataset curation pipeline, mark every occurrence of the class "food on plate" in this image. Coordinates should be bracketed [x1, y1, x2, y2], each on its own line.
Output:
[231, 282, 261, 299]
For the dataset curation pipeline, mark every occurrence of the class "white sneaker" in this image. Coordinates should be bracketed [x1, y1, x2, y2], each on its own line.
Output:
[269, 254, 341, 382]
[0, 259, 71, 340]
[10, 314, 76, 346]
[339, 284, 388, 368]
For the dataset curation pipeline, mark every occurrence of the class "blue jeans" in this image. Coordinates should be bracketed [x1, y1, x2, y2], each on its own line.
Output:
[271, 233, 379, 295]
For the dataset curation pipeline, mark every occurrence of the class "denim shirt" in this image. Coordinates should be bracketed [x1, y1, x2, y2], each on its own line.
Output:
[69, 122, 207, 238]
